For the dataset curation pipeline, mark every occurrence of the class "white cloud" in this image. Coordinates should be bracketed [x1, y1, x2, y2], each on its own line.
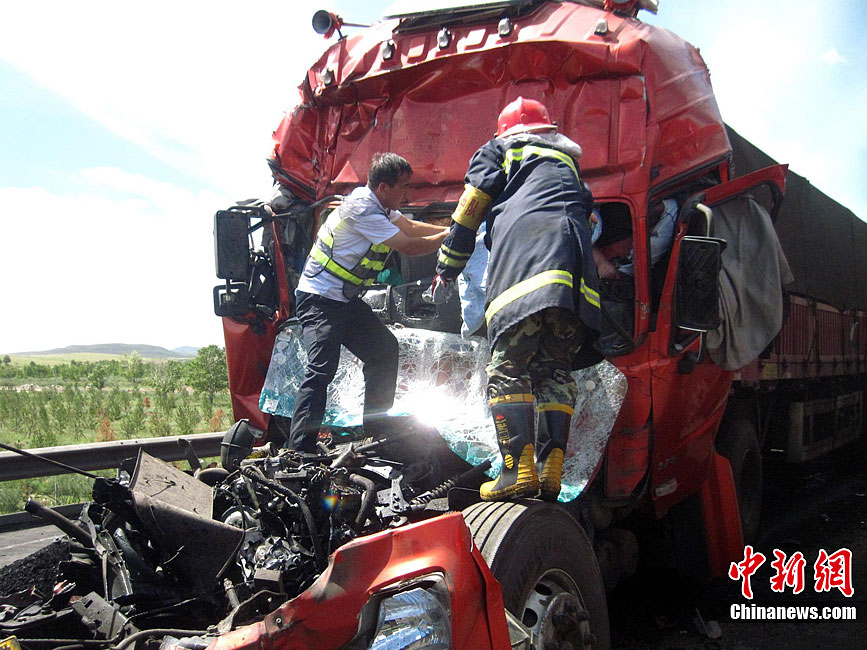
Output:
[820, 47, 847, 65]
[0, 173, 229, 353]
[0, 2, 358, 352]
[0, 1, 339, 198]
[1, 0, 864, 358]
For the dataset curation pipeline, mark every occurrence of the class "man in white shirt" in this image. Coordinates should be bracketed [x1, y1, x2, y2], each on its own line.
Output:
[288, 153, 448, 452]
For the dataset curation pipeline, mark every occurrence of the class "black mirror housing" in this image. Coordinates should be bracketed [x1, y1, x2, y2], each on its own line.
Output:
[674, 236, 727, 331]
[214, 210, 250, 280]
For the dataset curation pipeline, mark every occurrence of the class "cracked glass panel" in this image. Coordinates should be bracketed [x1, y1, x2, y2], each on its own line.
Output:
[261, 325, 626, 500]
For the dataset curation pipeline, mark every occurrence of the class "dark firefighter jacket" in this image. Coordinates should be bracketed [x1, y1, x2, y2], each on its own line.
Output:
[437, 135, 601, 359]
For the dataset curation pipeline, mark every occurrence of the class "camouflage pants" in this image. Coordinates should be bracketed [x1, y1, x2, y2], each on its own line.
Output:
[487, 308, 588, 407]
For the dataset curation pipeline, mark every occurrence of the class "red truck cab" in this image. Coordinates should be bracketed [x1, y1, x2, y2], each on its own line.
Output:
[213, 1, 864, 647]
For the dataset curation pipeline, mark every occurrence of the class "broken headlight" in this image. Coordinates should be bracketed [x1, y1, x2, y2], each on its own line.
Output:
[368, 578, 451, 649]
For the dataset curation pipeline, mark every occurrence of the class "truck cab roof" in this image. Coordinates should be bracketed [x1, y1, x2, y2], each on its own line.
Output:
[272, 0, 729, 206]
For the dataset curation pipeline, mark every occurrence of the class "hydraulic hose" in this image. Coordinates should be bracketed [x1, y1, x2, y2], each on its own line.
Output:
[24, 498, 93, 548]
[348, 473, 377, 532]
[411, 460, 493, 506]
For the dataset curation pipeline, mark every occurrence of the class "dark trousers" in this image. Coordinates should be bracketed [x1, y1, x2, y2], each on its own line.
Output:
[288, 291, 399, 451]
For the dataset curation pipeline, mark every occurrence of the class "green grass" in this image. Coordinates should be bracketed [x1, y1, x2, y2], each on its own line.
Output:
[0, 387, 233, 514]
[0, 460, 220, 515]
[0, 472, 115, 515]
[0, 351, 233, 513]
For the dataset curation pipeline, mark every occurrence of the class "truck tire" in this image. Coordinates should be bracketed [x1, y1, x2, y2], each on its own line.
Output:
[716, 418, 762, 543]
[463, 501, 610, 650]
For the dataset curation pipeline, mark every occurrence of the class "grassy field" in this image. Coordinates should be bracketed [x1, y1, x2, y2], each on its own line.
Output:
[0, 350, 232, 514]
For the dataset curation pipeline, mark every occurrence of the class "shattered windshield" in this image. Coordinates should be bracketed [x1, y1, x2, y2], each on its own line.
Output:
[261, 326, 626, 501]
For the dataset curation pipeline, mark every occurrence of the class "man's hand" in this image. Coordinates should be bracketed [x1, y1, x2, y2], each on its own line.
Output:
[592, 246, 619, 279]
[393, 214, 450, 237]
[422, 274, 455, 304]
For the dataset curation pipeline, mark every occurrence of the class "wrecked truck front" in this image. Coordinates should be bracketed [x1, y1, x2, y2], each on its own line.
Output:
[2, 432, 516, 649]
[201, 513, 511, 650]
[223, 0, 730, 431]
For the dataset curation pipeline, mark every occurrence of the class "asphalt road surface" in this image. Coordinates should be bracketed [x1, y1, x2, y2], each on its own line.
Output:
[609, 454, 867, 650]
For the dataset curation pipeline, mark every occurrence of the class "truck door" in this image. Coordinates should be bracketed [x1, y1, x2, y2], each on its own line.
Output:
[648, 165, 787, 514]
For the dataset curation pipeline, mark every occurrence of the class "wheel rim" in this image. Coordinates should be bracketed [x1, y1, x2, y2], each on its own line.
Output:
[521, 569, 592, 650]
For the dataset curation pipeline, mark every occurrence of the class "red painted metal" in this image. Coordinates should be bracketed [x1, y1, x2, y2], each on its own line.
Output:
[702, 164, 787, 214]
[222, 0, 847, 598]
[272, 1, 728, 207]
[222, 316, 276, 431]
[203, 513, 510, 650]
[605, 351, 653, 500]
[699, 452, 744, 578]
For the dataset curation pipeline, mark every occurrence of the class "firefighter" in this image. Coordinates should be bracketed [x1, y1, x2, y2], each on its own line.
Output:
[288, 153, 448, 453]
[434, 97, 601, 501]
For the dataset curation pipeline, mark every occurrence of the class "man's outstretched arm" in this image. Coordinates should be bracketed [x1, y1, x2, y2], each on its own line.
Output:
[392, 214, 449, 237]
[383, 229, 448, 256]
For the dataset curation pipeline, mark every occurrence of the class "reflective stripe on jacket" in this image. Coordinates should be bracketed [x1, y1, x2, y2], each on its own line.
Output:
[460, 135, 601, 355]
[308, 204, 391, 299]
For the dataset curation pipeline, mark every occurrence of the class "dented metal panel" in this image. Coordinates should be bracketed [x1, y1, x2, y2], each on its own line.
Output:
[272, 1, 728, 205]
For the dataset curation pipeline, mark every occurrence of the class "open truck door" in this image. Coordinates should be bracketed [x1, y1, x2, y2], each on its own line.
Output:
[648, 164, 787, 575]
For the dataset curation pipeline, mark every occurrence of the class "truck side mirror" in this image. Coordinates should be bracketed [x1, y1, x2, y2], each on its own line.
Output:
[673, 236, 727, 331]
[214, 210, 250, 280]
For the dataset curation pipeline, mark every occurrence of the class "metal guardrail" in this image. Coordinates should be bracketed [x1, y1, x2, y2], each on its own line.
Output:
[0, 431, 225, 482]
[0, 503, 85, 531]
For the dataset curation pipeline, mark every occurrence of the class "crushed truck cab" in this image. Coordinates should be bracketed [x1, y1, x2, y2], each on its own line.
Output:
[209, 0, 866, 648]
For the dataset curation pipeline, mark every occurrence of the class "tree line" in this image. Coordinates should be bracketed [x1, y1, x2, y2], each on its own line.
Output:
[1, 347, 228, 403]
[0, 346, 231, 446]
[0, 346, 234, 512]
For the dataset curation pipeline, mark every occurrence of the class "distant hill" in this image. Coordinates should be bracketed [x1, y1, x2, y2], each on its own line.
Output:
[12, 344, 197, 359]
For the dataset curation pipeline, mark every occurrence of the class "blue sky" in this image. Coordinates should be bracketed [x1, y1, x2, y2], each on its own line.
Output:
[1, 0, 864, 353]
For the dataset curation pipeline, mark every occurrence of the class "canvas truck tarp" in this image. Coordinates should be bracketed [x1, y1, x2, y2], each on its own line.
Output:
[706, 195, 794, 370]
[727, 126, 867, 312]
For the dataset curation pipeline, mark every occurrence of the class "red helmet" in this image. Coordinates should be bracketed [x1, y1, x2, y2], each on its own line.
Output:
[496, 96, 555, 137]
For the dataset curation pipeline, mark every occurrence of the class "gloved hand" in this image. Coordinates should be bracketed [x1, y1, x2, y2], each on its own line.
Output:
[422, 275, 455, 304]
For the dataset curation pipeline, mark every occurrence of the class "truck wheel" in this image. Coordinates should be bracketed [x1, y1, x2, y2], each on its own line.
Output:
[463, 501, 610, 650]
[716, 419, 762, 543]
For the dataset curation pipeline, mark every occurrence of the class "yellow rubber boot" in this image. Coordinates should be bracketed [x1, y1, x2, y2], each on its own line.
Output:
[480, 400, 539, 501]
[535, 405, 573, 502]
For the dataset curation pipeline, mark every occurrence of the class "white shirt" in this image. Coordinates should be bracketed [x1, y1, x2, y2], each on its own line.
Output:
[297, 185, 401, 302]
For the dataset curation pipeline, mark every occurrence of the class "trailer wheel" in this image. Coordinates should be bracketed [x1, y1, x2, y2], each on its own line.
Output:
[716, 419, 763, 543]
[463, 501, 610, 650]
